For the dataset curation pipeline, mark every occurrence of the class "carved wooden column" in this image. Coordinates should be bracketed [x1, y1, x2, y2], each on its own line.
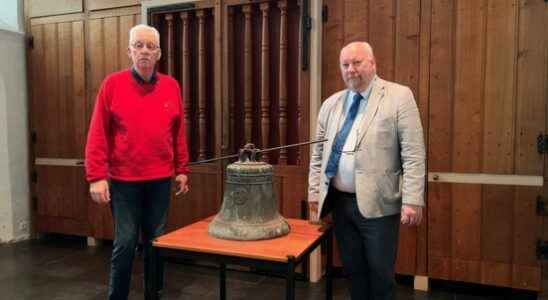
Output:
[260, 3, 271, 161]
[227, 7, 235, 154]
[278, 0, 288, 164]
[180, 12, 192, 158]
[164, 13, 175, 76]
[242, 5, 253, 143]
[197, 10, 207, 160]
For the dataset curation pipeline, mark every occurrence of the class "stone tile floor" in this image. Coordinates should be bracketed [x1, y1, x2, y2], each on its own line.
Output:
[0, 234, 539, 300]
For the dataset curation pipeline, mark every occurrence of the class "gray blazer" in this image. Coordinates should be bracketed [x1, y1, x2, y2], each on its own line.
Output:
[308, 77, 426, 218]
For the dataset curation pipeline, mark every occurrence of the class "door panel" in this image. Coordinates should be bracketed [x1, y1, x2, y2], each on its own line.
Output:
[29, 15, 88, 235]
[427, 0, 546, 291]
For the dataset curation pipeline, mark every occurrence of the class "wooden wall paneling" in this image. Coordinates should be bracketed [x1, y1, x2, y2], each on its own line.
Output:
[166, 165, 221, 231]
[321, 0, 344, 100]
[87, 0, 140, 11]
[416, 0, 432, 276]
[43, 23, 61, 156]
[482, 0, 517, 174]
[453, 0, 486, 173]
[451, 184, 482, 283]
[30, 25, 45, 157]
[104, 17, 120, 75]
[479, 0, 518, 289]
[343, 0, 367, 43]
[87, 18, 106, 124]
[369, 0, 395, 80]
[544, 0, 548, 293]
[72, 21, 87, 157]
[480, 185, 514, 287]
[36, 166, 89, 236]
[29, 0, 83, 18]
[428, 0, 454, 173]
[29, 15, 88, 236]
[87, 6, 141, 20]
[515, 0, 546, 176]
[57, 22, 71, 156]
[513, 186, 542, 290]
[119, 15, 138, 68]
[427, 183, 452, 279]
[273, 167, 308, 219]
[448, 0, 486, 285]
[393, 0, 421, 276]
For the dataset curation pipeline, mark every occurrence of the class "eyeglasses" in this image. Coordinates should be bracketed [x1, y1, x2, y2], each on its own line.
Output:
[131, 41, 160, 50]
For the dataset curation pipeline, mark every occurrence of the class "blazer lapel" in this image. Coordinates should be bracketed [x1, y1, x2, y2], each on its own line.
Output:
[356, 79, 385, 146]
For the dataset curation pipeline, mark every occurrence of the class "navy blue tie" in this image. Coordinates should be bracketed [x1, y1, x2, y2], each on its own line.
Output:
[325, 93, 363, 179]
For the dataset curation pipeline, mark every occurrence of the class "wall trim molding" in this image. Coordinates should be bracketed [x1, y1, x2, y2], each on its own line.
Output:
[428, 172, 543, 187]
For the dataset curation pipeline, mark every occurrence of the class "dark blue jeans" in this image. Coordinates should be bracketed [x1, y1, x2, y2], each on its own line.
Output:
[108, 178, 171, 300]
[329, 187, 400, 300]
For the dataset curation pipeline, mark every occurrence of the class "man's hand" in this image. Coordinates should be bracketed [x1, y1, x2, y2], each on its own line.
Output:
[90, 179, 110, 204]
[175, 174, 189, 196]
[401, 204, 422, 226]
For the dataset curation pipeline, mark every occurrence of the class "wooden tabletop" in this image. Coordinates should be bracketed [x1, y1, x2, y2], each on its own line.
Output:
[153, 217, 328, 262]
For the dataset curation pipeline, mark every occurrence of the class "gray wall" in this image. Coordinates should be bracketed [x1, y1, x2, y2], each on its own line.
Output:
[0, 0, 23, 33]
[0, 21, 30, 242]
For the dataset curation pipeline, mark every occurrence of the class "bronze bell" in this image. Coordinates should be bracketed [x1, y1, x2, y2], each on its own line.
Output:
[208, 144, 290, 240]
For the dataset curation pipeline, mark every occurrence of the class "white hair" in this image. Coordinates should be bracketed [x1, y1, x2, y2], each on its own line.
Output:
[342, 41, 375, 60]
[129, 24, 160, 46]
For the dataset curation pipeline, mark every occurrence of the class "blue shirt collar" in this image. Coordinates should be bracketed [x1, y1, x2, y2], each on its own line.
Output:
[131, 67, 158, 85]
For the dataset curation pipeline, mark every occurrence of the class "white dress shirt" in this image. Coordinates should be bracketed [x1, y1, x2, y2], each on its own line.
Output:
[331, 77, 376, 193]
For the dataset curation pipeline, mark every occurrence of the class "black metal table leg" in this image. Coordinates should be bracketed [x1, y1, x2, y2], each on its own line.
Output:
[220, 263, 226, 300]
[325, 229, 333, 300]
[148, 245, 159, 300]
[286, 255, 296, 300]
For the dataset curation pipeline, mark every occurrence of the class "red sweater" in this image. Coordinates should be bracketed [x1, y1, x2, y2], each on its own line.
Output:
[85, 69, 189, 182]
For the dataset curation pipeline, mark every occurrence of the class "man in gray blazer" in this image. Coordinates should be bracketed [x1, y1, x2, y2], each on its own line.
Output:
[308, 41, 425, 300]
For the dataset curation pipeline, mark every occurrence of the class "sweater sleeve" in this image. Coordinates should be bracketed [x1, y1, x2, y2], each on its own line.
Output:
[84, 78, 111, 182]
[173, 83, 190, 175]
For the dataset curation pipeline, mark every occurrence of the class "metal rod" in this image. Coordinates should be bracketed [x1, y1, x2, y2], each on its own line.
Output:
[187, 138, 327, 166]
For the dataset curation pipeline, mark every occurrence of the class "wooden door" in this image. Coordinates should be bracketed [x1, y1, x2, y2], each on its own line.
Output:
[29, 13, 89, 236]
[321, 0, 428, 275]
[427, 0, 546, 291]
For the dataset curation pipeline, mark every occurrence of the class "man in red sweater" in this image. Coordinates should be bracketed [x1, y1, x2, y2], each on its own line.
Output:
[85, 24, 189, 300]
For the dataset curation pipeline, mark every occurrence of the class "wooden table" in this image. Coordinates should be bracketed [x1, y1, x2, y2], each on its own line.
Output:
[147, 217, 333, 300]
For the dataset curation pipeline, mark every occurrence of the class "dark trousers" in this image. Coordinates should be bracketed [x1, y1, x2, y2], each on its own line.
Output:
[329, 187, 400, 300]
[108, 178, 171, 300]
